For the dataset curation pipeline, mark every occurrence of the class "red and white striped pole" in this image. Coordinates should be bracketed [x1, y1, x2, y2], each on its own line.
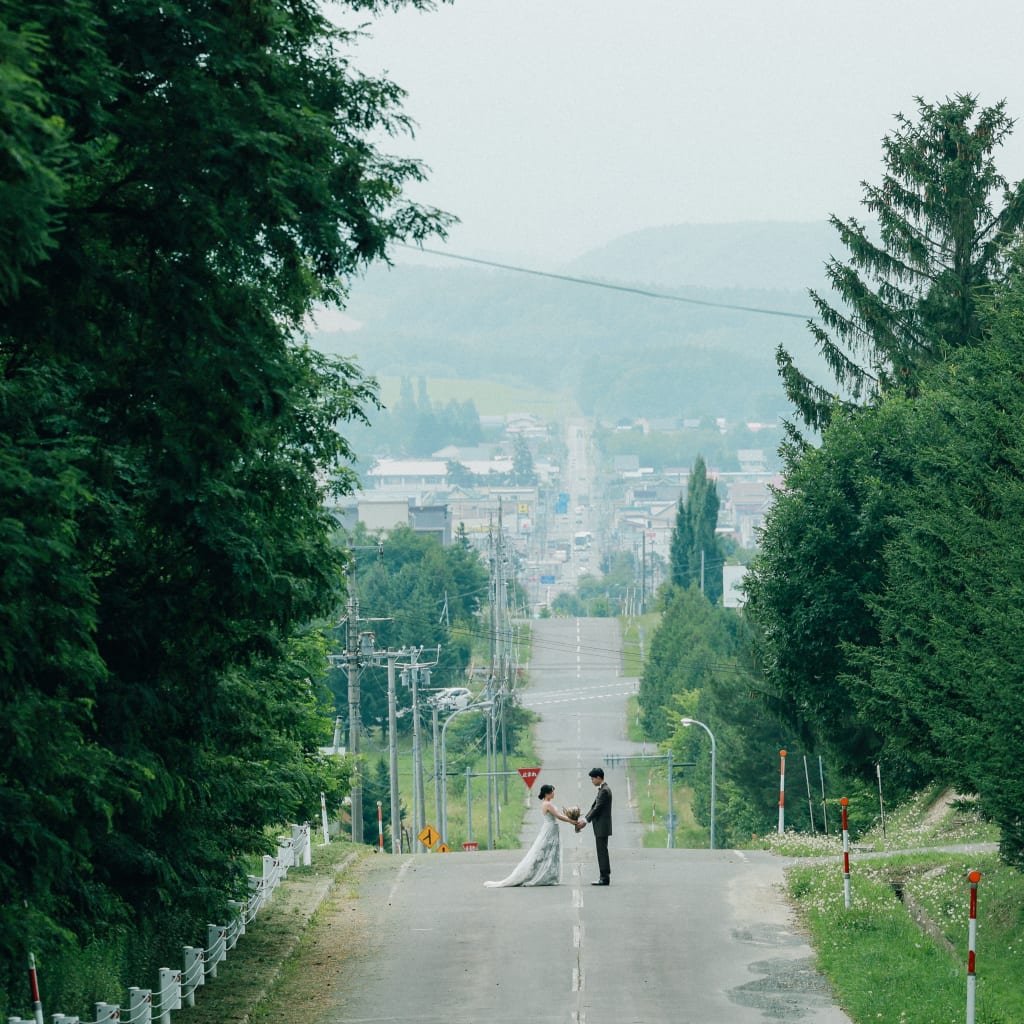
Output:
[376, 800, 384, 853]
[840, 797, 851, 909]
[966, 869, 981, 1024]
[27, 953, 44, 1024]
[777, 750, 787, 834]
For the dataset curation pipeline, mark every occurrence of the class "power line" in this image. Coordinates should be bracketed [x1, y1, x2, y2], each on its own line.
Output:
[398, 243, 814, 320]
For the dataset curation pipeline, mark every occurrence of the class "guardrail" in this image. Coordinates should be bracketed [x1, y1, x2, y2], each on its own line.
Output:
[8, 825, 312, 1024]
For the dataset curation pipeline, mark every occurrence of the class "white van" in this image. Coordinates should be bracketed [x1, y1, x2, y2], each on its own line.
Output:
[430, 687, 472, 712]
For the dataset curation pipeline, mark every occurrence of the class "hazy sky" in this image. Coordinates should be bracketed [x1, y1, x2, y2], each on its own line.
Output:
[340, 0, 1024, 267]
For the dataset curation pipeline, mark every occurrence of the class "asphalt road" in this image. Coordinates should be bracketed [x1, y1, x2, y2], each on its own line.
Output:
[323, 618, 852, 1024]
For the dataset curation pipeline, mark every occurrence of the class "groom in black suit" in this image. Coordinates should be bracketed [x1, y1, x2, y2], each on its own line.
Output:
[576, 767, 612, 885]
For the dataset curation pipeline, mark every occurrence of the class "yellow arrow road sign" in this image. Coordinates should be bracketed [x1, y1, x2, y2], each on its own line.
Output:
[418, 825, 440, 848]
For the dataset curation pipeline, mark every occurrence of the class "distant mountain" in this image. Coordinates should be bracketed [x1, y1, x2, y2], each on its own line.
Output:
[313, 222, 836, 424]
[564, 221, 837, 292]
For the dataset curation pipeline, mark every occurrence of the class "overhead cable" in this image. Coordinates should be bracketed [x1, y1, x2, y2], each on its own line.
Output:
[398, 243, 813, 320]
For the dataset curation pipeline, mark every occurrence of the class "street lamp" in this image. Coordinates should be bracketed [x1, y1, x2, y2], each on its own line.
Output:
[681, 717, 716, 850]
[440, 702, 492, 846]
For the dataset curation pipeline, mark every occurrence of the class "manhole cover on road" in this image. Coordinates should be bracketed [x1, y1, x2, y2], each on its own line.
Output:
[729, 956, 838, 1021]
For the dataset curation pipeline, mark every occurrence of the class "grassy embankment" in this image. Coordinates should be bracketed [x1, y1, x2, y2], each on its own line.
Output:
[769, 794, 1014, 1024]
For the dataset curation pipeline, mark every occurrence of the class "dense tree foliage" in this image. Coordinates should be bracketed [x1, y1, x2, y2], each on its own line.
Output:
[841, 272, 1024, 864]
[638, 587, 734, 740]
[749, 253, 1024, 862]
[779, 94, 1024, 434]
[741, 409, 918, 785]
[745, 96, 1024, 846]
[637, 591, 814, 845]
[0, 0, 450, 999]
[646, 99, 1024, 857]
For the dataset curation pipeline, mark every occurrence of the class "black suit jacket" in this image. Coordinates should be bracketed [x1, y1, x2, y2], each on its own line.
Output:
[585, 781, 612, 837]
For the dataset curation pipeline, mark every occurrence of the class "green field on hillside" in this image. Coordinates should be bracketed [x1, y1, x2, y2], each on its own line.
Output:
[374, 375, 580, 419]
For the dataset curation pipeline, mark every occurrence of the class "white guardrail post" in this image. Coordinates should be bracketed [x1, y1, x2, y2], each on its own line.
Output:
[205, 925, 227, 981]
[226, 899, 247, 949]
[155, 968, 180, 1024]
[181, 947, 204, 1006]
[127, 987, 152, 1024]
[292, 823, 312, 866]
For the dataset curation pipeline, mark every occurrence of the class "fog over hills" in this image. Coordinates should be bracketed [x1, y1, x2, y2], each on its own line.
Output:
[563, 221, 836, 292]
[313, 222, 836, 423]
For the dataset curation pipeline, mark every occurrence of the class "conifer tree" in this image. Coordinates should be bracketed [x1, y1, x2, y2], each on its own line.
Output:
[668, 456, 722, 604]
[779, 94, 1024, 433]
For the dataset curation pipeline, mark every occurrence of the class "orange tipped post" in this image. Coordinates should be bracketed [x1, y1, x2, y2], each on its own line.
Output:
[967, 870, 981, 1024]
[777, 750, 787, 834]
[840, 797, 851, 909]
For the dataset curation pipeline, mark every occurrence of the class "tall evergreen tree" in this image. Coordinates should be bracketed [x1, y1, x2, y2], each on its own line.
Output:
[779, 94, 1024, 434]
[511, 435, 537, 485]
[668, 456, 722, 604]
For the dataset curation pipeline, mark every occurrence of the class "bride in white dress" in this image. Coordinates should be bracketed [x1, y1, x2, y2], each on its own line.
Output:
[484, 784, 577, 887]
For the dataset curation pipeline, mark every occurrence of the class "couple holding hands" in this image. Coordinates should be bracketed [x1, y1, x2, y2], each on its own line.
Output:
[483, 768, 612, 888]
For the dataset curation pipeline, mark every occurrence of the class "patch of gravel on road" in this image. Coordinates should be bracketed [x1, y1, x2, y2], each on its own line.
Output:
[729, 956, 839, 1020]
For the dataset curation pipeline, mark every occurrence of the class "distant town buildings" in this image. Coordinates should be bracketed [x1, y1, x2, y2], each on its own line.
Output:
[331, 414, 779, 606]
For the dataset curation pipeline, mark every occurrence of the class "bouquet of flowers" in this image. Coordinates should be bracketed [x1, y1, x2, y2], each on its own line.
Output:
[563, 805, 581, 822]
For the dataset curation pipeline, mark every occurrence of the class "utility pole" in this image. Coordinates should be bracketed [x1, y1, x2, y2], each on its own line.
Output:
[334, 545, 441, 854]
[385, 651, 400, 854]
[345, 585, 363, 844]
[403, 646, 440, 848]
[432, 706, 441, 829]
[360, 641, 440, 854]
[641, 529, 647, 613]
[333, 545, 387, 847]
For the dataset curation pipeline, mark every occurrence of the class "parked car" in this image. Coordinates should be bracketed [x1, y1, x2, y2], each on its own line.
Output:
[429, 687, 472, 712]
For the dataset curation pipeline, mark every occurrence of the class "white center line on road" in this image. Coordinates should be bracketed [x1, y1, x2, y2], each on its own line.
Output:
[386, 859, 415, 906]
[572, 967, 583, 992]
[523, 688, 638, 707]
[573, 889, 584, 909]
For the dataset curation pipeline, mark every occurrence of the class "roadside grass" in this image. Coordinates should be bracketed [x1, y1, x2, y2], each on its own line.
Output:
[625, 753, 705, 849]
[753, 785, 1000, 858]
[773, 792, 1019, 1024]
[620, 613, 659, 678]
[625, 694, 644, 742]
[787, 852, 1019, 1024]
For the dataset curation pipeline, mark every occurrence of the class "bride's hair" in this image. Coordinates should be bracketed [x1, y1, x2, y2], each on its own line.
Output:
[538, 784, 554, 800]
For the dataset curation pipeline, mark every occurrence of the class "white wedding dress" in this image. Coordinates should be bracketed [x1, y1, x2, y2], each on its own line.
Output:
[484, 809, 561, 887]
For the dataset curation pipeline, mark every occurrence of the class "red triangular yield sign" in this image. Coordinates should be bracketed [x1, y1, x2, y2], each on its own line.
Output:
[518, 767, 541, 789]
